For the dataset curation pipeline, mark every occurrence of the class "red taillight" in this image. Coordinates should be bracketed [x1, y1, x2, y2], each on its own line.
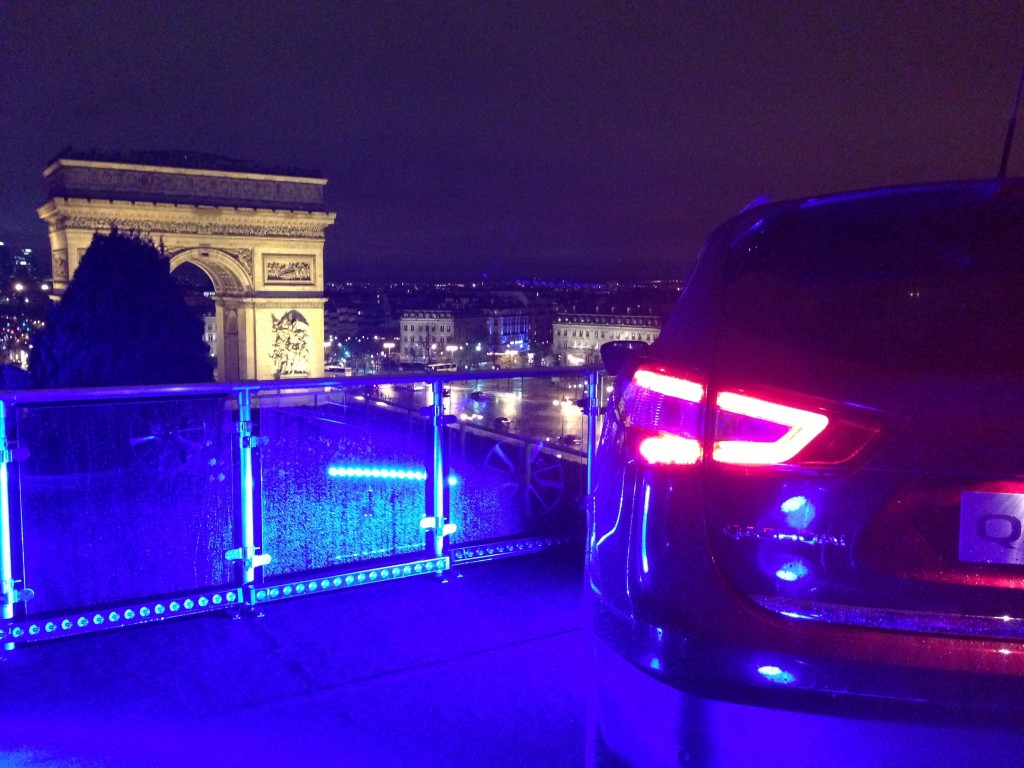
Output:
[632, 369, 704, 402]
[638, 433, 702, 465]
[622, 366, 879, 470]
[713, 391, 828, 465]
[624, 367, 704, 466]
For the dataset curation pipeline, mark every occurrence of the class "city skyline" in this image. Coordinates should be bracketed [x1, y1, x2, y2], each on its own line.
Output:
[2, 2, 1022, 282]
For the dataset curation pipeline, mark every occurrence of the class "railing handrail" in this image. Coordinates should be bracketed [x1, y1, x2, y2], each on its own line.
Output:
[0, 365, 605, 406]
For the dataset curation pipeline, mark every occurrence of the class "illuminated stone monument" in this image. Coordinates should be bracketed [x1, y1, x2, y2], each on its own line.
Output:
[37, 150, 336, 381]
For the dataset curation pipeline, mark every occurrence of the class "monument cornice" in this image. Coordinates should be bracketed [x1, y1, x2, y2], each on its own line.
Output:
[44, 157, 328, 185]
[43, 156, 329, 212]
[38, 198, 334, 239]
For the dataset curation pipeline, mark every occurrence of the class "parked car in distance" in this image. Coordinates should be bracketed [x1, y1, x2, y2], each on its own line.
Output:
[493, 416, 510, 431]
[590, 179, 1024, 766]
[557, 434, 580, 447]
[469, 390, 488, 402]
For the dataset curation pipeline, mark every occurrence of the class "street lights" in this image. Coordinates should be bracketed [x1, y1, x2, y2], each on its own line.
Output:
[553, 396, 571, 437]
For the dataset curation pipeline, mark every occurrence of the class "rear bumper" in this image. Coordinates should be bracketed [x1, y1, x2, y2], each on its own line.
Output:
[591, 632, 1024, 768]
[592, 595, 1024, 728]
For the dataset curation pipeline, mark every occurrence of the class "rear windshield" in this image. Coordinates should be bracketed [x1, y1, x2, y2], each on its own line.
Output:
[722, 190, 1024, 373]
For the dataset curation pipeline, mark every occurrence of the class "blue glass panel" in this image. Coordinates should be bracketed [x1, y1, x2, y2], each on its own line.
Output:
[13, 396, 236, 616]
[257, 387, 430, 576]
[445, 374, 588, 546]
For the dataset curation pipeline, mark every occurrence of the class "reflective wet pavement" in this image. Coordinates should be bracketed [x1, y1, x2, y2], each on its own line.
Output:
[7, 546, 1024, 768]
[0, 550, 589, 768]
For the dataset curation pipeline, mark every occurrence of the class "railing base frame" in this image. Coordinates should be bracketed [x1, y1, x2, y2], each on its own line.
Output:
[450, 534, 581, 565]
[252, 556, 451, 605]
[0, 587, 243, 645]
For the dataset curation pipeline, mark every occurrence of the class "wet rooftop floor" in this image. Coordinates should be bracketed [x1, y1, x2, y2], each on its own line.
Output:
[0, 549, 589, 768]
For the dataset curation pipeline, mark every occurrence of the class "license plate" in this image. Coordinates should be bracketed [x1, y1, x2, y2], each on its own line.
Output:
[960, 491, 1024, 565]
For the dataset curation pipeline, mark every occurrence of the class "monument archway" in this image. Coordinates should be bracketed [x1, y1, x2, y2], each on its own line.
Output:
[36, 150, 336, 381]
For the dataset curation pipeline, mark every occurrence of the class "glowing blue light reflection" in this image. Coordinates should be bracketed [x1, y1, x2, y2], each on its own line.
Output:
[780, 495, 816, 529]
[775, 559, 810, 582]
[641, 484, 652, 574]
[757, 665, 796, 685]
[780, 610, 810, 620]
[780, 496, 806, 513]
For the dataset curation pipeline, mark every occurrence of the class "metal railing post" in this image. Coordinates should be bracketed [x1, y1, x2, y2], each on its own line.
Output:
[430, 379, 447, 558]
[238, 389, 257, 585]
[225, 388, 270, 601]
[0, 401, 14, 638]
[585, 369, 601, 498]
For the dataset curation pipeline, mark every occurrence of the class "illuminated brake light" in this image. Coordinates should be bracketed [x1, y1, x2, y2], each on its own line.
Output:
[713, 392, 828, 466]
[623, 367, 872, 470]
[632, 369, 703, 402]
[624, 368, 705, 466]
[638, 434, 702, 465]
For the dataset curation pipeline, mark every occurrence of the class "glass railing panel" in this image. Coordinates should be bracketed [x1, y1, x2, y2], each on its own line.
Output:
[445, 373, 592, 445]
[444, 373, 589, 546]
[12, 396, 237, 617]
[256, 384, 431, 578]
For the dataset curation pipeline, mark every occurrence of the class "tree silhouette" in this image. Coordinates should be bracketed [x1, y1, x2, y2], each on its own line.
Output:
[29, 230, 214, 387]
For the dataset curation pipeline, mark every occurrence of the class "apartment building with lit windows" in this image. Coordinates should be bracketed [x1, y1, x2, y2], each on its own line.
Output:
[399, 309, 486, 366]
[551, 312, 660, 365]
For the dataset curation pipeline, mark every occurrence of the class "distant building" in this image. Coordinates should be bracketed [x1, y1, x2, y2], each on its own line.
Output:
[324, 289, 397, 339]
[324, 304, 362, 341]
[0, 241, 40, 283]
[551, 312, 661, 365]
[399, 309, 486, 366]
[527, 302, 556, 357]
[483, 307, 530, 355]
[202, 314, 217, 354]
[13, 247, 36, 278]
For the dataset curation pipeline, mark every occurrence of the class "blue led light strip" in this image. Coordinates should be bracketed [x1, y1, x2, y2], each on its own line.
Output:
[327, 466, 459, 486]
[253, 557, 450, 603]
[450, 534, 581, 564]
[329, 466, 427, 480]
[0, 589, 242, 644]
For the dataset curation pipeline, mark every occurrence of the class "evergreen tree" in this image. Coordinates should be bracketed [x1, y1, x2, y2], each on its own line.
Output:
[29, 230, 214, 387]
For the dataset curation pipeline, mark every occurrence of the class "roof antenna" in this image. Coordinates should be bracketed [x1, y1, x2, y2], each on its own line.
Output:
[998, 57, 1024, 178]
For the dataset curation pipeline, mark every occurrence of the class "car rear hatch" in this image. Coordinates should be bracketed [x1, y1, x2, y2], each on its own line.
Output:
[702, 182, 1024, 640]
[630, 181, 1024, 641]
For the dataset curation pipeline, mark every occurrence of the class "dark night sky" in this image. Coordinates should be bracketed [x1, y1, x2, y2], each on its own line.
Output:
[1, 2, 1021, 282]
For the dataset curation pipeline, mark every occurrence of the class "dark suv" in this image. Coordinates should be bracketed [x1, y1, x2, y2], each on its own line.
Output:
[590, 180, 1024, 765]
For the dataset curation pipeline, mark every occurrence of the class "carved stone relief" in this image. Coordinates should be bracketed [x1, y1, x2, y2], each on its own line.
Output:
[53, 249, 68, 280]
[264, 256, 315, 284]
[60, 215, 329, 239]
[236, 248, 253, 275]
[270, 310, 310, 377]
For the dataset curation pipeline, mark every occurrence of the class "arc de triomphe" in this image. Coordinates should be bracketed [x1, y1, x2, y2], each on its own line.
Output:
[36, 151, 336, 382]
